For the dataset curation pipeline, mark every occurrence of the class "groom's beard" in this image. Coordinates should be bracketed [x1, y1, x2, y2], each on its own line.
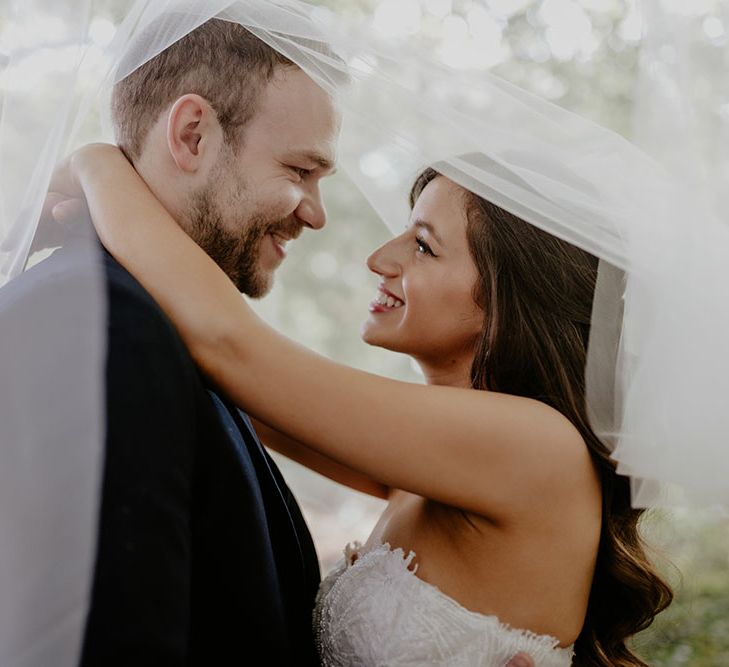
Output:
[188, 186, 293, 298]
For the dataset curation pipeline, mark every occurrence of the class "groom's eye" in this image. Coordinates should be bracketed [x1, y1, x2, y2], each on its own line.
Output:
[290, 166, 312, 178]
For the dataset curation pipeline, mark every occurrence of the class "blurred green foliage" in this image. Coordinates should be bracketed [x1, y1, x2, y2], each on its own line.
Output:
[633, 511, 729, 665]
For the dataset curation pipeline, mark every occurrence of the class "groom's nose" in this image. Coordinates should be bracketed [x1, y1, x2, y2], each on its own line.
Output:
[295, 184, 327, 230]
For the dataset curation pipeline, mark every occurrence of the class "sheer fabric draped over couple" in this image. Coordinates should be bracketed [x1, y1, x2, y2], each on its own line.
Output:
[2, 6, 677, 667]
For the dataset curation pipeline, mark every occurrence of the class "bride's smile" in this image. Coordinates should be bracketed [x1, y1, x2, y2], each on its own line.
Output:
[368, 287, 404, 311]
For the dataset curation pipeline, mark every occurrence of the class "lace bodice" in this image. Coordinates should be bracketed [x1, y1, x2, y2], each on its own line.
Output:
[313, 542, 574, 667]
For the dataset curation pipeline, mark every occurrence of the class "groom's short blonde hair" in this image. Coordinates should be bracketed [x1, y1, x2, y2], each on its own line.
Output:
[112, 19, 295, 161]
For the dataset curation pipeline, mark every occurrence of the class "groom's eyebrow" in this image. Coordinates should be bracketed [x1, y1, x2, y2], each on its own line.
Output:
[301, 151, 337, 174]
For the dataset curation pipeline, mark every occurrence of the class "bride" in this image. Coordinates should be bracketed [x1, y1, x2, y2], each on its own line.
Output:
[52, 142, 671, 666]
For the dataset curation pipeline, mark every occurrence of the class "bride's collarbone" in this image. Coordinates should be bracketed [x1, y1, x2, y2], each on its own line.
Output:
[365, 491, 593, 647]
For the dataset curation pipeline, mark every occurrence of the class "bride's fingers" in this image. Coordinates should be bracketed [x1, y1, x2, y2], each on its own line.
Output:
[49, 143, 123, 199]
[28, 195, 91, 254]
[52, 198, 90, 227]
[48, 154, 82, 199]
[504, 653, 534, 667]
[40, 192, 68, 225]
[26, 193, 74, 253]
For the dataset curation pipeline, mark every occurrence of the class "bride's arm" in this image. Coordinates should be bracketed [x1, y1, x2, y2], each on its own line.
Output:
[250, 418, 389, 499]
[73, 144, 590, 521]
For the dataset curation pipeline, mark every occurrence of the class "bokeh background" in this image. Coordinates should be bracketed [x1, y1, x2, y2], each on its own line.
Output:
[2, 1, 729, 663]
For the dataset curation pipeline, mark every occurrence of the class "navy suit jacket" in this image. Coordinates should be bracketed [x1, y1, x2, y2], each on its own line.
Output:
[0, 242, 321, 666]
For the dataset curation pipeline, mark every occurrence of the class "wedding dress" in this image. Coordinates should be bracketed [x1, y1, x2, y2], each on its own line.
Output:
[314, 542, 574, 667]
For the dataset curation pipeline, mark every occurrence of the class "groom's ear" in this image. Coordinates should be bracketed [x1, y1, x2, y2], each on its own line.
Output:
[166, 94, 222, 174]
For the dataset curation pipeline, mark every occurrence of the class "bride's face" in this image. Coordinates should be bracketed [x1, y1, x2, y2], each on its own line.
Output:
[361, 176, 483, 371]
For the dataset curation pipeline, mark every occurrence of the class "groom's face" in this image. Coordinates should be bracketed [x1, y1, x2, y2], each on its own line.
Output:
[189, 67, 339, 297]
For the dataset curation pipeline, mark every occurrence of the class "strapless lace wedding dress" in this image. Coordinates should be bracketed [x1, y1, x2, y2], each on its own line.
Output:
[313, 542, 574, 666]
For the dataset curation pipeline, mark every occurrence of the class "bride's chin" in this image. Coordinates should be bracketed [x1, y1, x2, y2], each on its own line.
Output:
[359, 322, 376, 346]
[360, 322, 403, 354]
[360, 320, 389, 349]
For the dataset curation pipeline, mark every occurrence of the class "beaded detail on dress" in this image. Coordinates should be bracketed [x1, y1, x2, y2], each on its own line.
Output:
[313, 542, 574, 667]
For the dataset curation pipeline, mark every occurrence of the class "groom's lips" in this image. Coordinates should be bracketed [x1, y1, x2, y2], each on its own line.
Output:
[268, 229, 299, 259]
[269, 233, 288, 259]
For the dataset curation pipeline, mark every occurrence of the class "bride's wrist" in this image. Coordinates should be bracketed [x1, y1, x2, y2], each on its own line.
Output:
[70, 143, 126, 189]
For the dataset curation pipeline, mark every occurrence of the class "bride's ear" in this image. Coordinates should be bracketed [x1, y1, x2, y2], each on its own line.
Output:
[166, 93, 222, 174]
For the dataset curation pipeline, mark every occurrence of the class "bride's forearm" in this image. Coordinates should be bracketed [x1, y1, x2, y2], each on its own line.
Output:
[72, 145, 262, 369]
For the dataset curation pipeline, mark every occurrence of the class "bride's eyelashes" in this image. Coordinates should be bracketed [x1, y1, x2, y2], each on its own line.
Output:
[415, 235, 437, 257]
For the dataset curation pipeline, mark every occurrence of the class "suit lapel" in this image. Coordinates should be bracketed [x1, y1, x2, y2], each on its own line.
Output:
[206, 391, 319, 586]
[206, 391, 322, 664]
[233, 409, 310, 575]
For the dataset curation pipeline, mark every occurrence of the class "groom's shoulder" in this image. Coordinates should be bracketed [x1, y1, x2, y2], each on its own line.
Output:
[0, 240, 97, 311]
[0, 242, 192, 360]
[102, 250, 193, 362]
[104, 249, 165, 321]
[0, 242, 201, 385]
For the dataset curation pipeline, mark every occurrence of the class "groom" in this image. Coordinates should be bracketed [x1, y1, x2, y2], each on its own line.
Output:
[46, 18, 535, 667]
[74, 19, 338, 667]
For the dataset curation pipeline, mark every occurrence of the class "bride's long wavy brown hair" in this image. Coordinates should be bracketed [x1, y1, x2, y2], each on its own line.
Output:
[411, 168, 672, 667]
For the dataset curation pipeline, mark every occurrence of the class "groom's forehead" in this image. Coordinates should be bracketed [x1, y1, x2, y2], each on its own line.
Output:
[251, 69, 340, 148]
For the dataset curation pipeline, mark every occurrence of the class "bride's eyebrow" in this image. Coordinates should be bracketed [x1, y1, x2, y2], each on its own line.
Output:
[414, 219, 445, 247]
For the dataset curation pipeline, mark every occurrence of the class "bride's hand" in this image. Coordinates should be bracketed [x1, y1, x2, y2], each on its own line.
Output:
[33, 144, 123, 250]
[50, 143, 123, 199]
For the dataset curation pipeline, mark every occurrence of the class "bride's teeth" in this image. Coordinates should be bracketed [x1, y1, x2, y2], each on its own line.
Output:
[374, 291, 404, 308]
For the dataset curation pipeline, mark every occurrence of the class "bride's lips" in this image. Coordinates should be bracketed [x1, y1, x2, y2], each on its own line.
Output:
[368, 285, 405, 313]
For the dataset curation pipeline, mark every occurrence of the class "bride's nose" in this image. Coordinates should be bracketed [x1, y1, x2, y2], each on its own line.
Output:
[366, 238, 400, 277]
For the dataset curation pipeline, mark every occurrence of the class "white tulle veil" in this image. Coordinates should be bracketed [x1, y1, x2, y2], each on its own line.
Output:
[1, 0, 728, 664]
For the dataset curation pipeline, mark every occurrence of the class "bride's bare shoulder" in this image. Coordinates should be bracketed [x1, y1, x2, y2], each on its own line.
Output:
[460, 390, 602, 517]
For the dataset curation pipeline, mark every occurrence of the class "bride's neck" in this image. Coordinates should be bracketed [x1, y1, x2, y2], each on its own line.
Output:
[417, 357, 474, 389]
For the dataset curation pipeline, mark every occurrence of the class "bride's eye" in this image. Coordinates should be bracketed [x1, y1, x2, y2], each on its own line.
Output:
[415, 236, 436, 257]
